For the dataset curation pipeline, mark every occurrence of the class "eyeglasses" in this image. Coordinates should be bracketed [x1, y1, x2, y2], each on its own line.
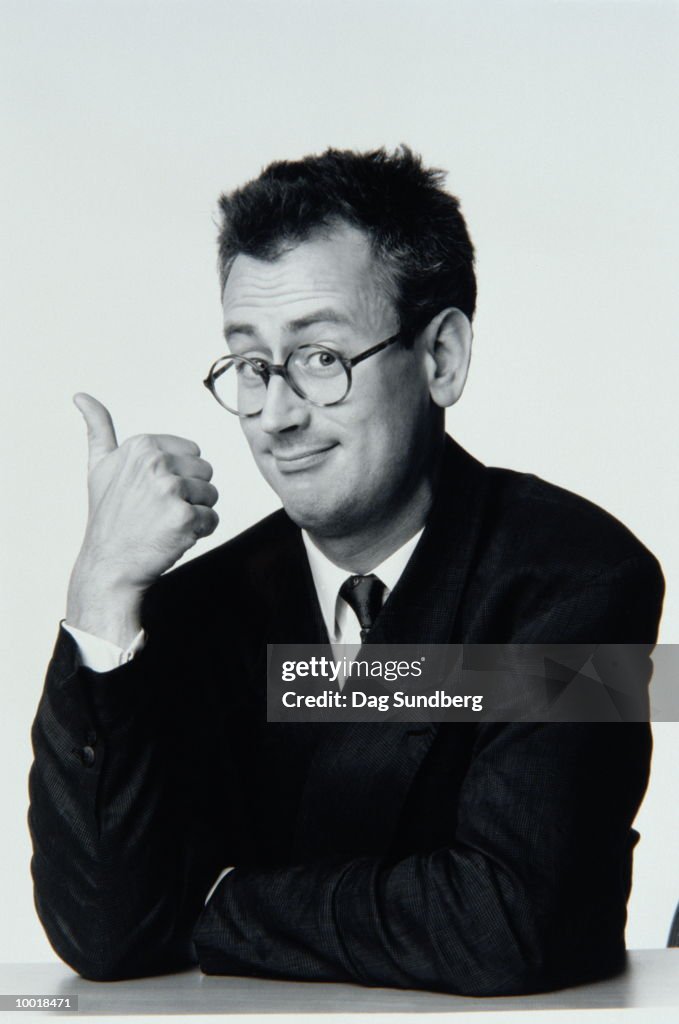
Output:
[203, 331, 403, 417]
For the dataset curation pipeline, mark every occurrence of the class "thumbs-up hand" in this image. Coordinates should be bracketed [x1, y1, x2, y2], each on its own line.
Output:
[66, 394, 219, 648]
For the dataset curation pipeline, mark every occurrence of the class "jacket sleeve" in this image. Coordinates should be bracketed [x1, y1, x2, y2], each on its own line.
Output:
[192, 553, 664, 995]
[28, 620, 232, 981]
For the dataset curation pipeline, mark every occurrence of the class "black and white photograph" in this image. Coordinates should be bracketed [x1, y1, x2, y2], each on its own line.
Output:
[2, 1, 678, 1020]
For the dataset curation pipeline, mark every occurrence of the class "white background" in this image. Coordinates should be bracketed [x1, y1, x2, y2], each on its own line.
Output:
[1, 0, 677, 962]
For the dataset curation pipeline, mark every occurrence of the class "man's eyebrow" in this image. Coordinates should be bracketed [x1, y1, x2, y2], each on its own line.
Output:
[223, 322, 257, 341]
[223, 310, 351, 343]
[286, 310, 351, 332]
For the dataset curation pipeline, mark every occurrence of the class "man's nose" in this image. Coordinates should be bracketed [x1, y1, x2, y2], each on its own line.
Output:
[259, 374, 311, 434]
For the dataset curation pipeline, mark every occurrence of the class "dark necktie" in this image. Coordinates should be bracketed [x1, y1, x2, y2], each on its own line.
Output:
[339, 574, 387, 643]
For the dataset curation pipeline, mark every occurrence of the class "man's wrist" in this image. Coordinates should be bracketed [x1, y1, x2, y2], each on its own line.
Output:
[66, 557, 145, 649]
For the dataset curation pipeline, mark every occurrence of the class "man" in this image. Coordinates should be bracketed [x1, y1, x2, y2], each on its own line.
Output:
[29, 147, 664, 996]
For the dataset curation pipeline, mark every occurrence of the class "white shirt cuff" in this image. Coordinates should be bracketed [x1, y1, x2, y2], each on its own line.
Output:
[62, 621, 146, 673]
[205, 867, 234, 905]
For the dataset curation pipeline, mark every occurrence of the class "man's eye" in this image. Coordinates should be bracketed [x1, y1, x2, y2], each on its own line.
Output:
[301, 349, 342, 374]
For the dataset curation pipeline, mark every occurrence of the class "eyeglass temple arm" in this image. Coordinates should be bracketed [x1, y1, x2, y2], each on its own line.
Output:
[348, 331, 404, 367]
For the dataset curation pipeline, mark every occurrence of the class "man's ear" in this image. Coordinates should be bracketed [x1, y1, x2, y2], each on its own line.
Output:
[421, 308, 473, 408]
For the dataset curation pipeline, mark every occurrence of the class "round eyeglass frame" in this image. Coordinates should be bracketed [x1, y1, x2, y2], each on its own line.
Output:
[203, 330, 404, 418]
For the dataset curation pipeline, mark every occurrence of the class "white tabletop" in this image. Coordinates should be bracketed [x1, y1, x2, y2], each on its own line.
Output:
[1, 951, 678, 1021]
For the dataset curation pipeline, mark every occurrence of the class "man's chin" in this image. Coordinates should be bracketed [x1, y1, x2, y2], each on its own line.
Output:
[278, 494, 353, 538]
[280, 502, 337, 536]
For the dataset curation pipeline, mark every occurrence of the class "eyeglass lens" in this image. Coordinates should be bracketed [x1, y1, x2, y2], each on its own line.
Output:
[211, 347, 350, 416]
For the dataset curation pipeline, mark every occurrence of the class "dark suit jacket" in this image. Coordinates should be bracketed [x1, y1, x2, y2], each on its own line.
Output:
[29, 437, 664, 995]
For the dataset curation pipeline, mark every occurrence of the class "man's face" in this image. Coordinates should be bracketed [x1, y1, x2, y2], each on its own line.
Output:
[221, 222, 440, 538]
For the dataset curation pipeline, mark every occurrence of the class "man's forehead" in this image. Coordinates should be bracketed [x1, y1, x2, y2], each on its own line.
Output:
[221, 224, 395, 334]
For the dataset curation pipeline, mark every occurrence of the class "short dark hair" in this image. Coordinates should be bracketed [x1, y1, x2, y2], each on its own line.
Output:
[217, 146, 476, 339]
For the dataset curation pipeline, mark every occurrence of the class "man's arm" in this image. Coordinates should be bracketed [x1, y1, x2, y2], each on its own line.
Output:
[29, 625, 223, 979]
[29, 394, 222, 980]
[192, 554, 664, 996]
[29, 584, 252, 981]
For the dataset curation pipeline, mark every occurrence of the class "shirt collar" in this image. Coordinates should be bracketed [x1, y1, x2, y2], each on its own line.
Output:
[302, 528, 424, 642]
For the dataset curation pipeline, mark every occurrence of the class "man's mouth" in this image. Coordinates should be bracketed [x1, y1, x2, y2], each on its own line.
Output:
[270, 443, 338, 472]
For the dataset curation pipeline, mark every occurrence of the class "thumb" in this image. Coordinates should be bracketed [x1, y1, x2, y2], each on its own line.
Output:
[73, 392, 118, 469]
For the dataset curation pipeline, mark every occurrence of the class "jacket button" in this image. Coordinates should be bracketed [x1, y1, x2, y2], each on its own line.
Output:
[81, 745, 96, 767]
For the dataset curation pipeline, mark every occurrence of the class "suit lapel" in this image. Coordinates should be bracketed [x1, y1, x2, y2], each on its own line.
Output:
[290, 437, 490, 859]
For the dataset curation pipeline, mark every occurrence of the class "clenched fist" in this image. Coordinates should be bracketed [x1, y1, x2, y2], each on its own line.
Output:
[66, 393, 219, 648]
